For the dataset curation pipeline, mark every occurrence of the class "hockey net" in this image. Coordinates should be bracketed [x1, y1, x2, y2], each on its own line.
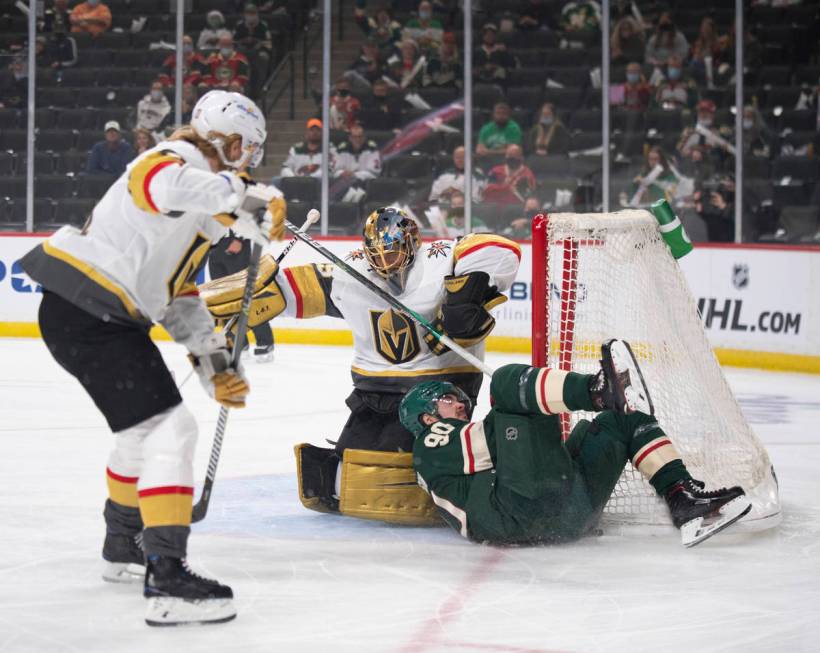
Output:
[531, 210, 781, 531]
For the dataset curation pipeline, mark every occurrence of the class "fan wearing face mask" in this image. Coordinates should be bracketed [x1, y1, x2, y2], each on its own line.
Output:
[136, 81, 172, 137]
[201, 34, 250, 93]
[233, 3, 273, 96]
[652, 55, 697, 112]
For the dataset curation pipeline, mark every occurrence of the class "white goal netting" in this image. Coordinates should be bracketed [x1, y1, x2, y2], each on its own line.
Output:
[531, 210, 781, 530]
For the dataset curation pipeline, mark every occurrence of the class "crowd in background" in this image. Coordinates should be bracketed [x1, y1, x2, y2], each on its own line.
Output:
[1, 0, 819, 242]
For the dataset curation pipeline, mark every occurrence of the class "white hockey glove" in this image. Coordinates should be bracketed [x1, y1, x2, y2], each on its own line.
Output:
[187, 332, 250, 409]
[229, 181, 287, 246]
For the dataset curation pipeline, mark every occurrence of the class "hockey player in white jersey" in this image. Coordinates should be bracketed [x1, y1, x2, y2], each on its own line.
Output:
[21, 90, 286, 626]
[201, 206, 521, 524]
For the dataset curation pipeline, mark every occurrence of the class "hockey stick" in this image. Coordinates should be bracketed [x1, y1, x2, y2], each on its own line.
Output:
[191, 211, 320, 523]
[284, 219, 495, 377]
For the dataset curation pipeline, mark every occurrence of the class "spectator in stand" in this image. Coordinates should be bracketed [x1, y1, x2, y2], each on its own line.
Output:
[36, 31, 77, 69]
[741, 105, 774, 159]
[689, 17, 721, 85]
[329, 78, 361, 131]
[653, 54, 697, 111]
[47, 26, 78, 68]
[136, 81, 171, 137]
[560, 0, 601, 35]
[694, 176, 735, 242]
[233, 3, 272, 95]
[677, 99, 733, 167]
[611, 16, 645, 65]
[424, 32, 462, 88]
[198, 11, 231, 52]
[0, 55, 28, 109]
[281, 118, 336, 179]
[429, 145, 485, 203]
[645, 12, 689, 67]
[483, 144, 536, 207]
[333, 124, 381, 203]
[355, 5, 403, 56]
[394, 39, 426, 91]
[86, 121, 134, 176]
[402, 1, 444, 57]
[349, 38, 383, 86]
[620, 145, 678, 207]
[477, 102, 522, 157]
[426, 191, 489, 238]
[158, 35, 204, 87]
[42, 0, 72, 33]
[133, 128, 156, 155]
[157, 84, 198, 134]
[526, 102, 570, 156]
[201, 34, 250, 91]
[360, 78, 403, 131]
[69, 0, 111, 37]
[474, 23, 514, 84]
[715, 25, 763, 82]
[517, 0, 555, 31]
[611, 61, 652, 112]
[503, 195, 542, 239]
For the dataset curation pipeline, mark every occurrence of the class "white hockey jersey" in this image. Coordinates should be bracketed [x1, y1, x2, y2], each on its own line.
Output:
[22, 139, 242, 346]
[278, 234, 521, 393]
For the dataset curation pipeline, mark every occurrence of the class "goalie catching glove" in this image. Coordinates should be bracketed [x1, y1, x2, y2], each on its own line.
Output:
[188, 332, 250, 408]
[199, 254, 286, 328]
[214, 173, 287, 245]
[424, 271, 508, 355]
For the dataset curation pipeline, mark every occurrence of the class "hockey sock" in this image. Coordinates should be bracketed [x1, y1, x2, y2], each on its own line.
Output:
[628, 420, 691, 494]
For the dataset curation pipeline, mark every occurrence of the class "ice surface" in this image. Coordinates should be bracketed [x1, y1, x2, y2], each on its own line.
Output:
[1, 339, 818, 652]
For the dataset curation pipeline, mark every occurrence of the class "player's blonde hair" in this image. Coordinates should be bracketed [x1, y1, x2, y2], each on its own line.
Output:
[168, 126, 243, 170]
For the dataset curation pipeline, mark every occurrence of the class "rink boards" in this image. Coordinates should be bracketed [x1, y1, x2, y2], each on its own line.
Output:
[0, 233, 818, 373]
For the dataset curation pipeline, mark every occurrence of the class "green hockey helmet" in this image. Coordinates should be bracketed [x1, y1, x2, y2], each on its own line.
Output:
[399, 381, 472, 437]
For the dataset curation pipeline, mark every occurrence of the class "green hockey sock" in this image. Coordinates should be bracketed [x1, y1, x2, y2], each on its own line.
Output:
[563, 372, 596, 412]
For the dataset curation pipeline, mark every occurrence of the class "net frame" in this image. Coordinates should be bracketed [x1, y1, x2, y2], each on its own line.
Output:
[531, 211, 781, 531]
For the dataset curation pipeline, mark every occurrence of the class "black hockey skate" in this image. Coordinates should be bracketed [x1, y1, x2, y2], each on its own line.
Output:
[144, 555, 236, 626]
[589, 339, 654, 415]
[253, 343, 275, 363]
[102, 533, 145, 584]
[665, 479, 752, 548]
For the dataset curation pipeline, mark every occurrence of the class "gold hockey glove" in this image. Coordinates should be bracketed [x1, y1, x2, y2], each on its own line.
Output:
[188, 333, 250, 408]
[199, 254, 286, 328]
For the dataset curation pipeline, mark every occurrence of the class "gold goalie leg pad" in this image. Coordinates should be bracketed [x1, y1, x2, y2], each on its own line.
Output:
[338, 449, 443, 526]
[294, 443, 340, 514]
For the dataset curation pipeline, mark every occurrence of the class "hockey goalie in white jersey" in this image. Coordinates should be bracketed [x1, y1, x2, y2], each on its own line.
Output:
[21, 90, 286, 626]
[202, 206, 521, 525]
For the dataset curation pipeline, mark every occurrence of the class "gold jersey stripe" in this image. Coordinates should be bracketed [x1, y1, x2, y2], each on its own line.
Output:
[351, 365, 480, 377]
[127, 151, 184, 214]
[453, 233, 522, 264]
[285, 264, 327, 318]
[42, 241, 141, 319]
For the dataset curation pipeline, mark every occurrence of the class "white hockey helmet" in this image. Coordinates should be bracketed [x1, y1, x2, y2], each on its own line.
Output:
[191, 90, 267, 169]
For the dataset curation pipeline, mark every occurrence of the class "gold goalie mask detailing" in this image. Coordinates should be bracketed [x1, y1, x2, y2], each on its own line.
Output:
[362, 206, 422, 294]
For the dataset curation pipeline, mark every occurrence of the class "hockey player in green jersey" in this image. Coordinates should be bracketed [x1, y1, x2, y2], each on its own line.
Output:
[399, 340, 752, 548]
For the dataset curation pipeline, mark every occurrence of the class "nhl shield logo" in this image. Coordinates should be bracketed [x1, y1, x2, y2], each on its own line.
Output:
[732, 264, 749, 290]
[369, 308, 420, 364]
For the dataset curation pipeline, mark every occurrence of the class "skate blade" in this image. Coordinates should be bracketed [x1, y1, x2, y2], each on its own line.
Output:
[145, 596, 236, 627]
[610, 340, 654, 415]
[253, 352, 274, 364]
[680, 496, 752, 548]
[102, 561, 145, 584]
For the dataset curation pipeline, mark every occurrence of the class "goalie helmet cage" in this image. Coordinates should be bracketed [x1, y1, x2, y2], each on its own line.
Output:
[531, 210, 781, 533]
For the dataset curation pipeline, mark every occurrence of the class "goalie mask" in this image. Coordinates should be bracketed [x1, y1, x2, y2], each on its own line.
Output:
[191, 90, 267, 169]
[399, 381, 472, 437]
[362, 206, 421, 294]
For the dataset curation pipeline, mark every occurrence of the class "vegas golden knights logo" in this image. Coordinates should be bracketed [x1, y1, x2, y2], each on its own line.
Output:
[369, 309, 420, 364]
